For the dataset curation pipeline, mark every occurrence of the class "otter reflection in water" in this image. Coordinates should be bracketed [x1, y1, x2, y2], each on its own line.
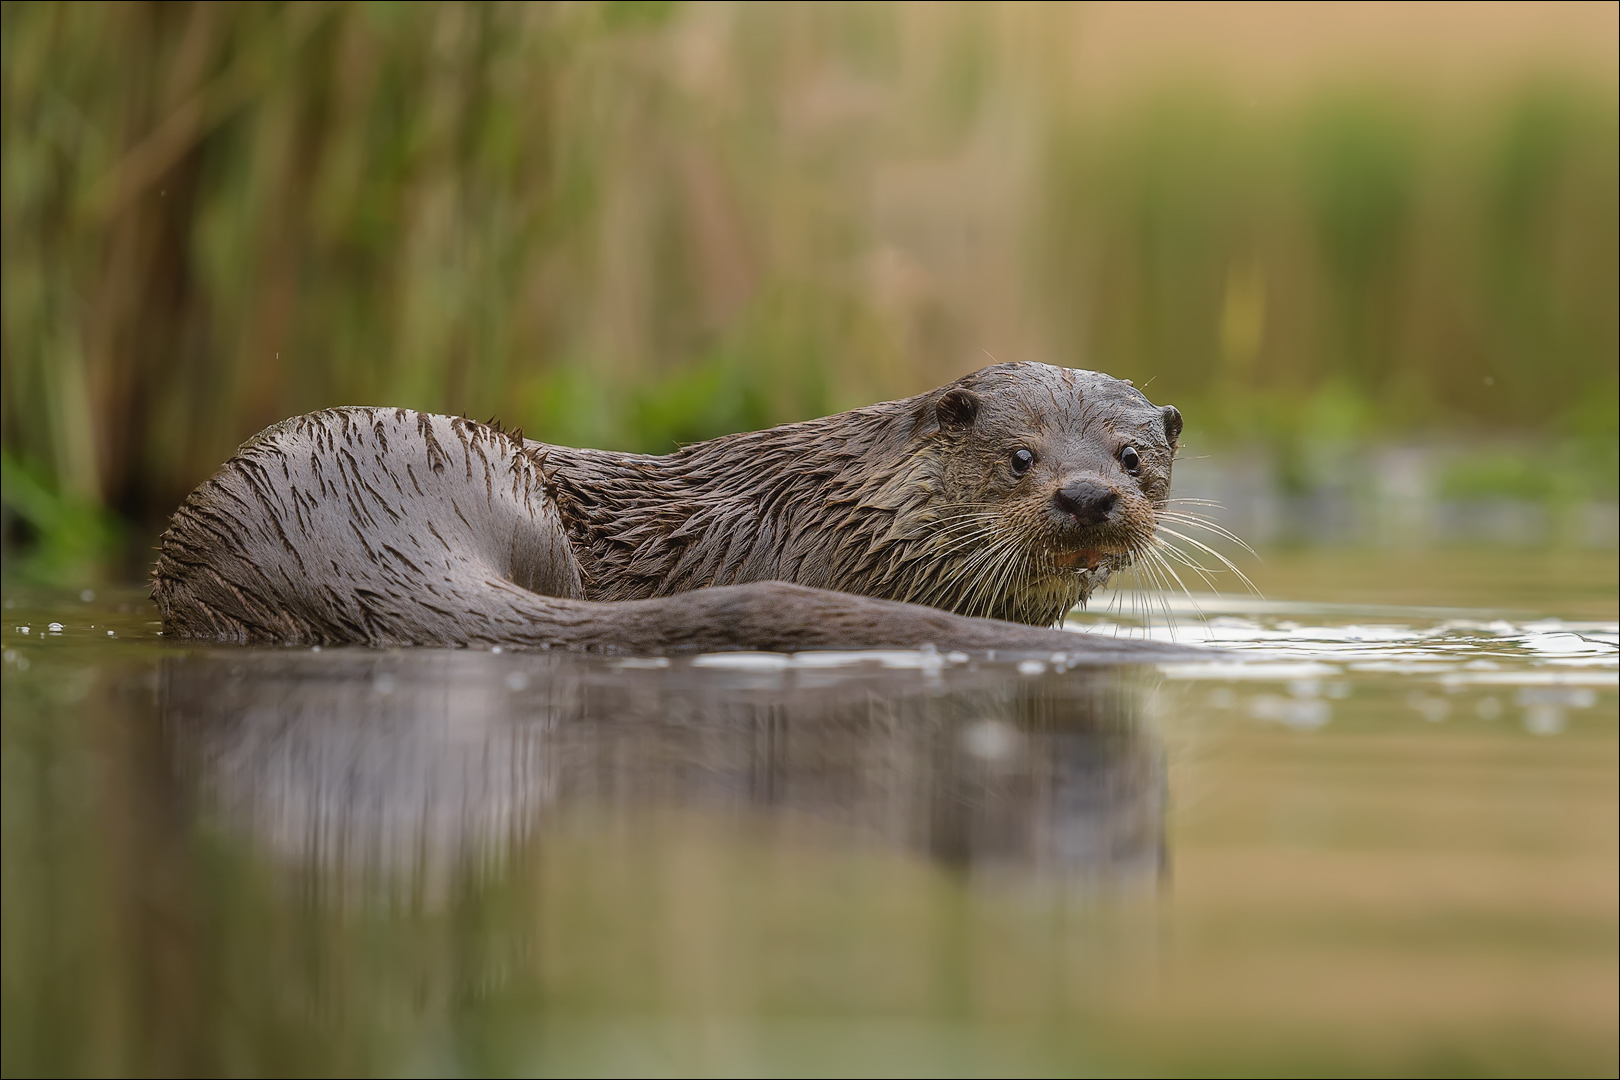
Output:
[153, 363, 1216, 656]
[161, 650, 1165, 884]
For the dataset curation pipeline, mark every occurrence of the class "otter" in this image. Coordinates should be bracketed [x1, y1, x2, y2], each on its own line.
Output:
[152, 362, 1187, 656]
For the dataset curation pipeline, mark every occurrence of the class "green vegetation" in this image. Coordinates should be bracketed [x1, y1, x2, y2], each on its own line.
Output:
[1438, 445, 1617, 505]
[2, 2, 1616, 579]
[1043, 82, 1619, 443]
[0, 450, 123, 583]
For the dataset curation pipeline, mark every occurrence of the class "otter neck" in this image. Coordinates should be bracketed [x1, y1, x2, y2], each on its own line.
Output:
[534, 403, 925, 603]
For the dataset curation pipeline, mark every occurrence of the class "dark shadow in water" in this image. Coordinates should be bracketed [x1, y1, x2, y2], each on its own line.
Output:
[158, 650, 1165, 884]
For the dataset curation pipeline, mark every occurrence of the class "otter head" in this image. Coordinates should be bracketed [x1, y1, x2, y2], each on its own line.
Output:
[907, 362, 1181, 627]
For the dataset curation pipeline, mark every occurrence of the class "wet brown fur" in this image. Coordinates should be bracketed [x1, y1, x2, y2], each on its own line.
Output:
[152, 363, 1185, 656]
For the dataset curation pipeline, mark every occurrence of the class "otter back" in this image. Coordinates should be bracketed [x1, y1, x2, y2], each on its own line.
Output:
[154, 409, 585, 644]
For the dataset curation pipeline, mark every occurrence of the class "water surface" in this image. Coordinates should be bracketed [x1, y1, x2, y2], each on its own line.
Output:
[3, 551, 1615, 1077]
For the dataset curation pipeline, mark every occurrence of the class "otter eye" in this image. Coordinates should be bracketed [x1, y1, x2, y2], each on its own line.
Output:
[1120, 446, 1142, 474]
[1010, 448, 1035, 475]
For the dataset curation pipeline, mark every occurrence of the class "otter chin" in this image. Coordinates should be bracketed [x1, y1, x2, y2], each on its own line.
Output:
[151, 362, 1187, 654]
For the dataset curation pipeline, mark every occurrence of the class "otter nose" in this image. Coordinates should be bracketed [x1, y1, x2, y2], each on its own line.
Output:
[1053, 479, 1117, 526]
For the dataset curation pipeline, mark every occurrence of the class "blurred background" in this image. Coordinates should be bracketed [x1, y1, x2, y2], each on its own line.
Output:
[2, 0, 1616, 581]
[4, 8, 1617, 1077]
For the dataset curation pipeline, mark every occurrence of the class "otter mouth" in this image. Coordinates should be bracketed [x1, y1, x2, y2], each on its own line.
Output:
[1052, 547, 1115, 571]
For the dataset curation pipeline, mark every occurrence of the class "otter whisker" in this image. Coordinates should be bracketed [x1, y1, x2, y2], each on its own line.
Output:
[924, 519, 1005, 556]
[915, 515, 1008, 565]
[1133, 546, 1182, 632]
[906, 531, 1000, 598]
[1152, 526, 1253, 587]
[1159, 505, 1257, 551]
[949, 529, 1014, 580]
[1156, 512, 1257, 555]
[1145, 546, 1198, 633]
[1128, 566, 1155, 638]
[1003, 541, 1037, 623]
[928, 508, 1005, 525]
[924, 530, 1017, 615]
[1143, 541, 1209, 611]
[979, 535, 1030, 620]
[1010, 550, 1049, 625]
[968, 535, 1023, 620]
[1158, 554, 1223, 593]
[1147, 552, 1204, 637]
[953, 549, 1001, 618]
[1137, 562, 1168, 637]
[926, 513, 1002, 537]
[933, 527, 1004, 553]
[991, 540, 1029, 621]
[1151, 534, 1225, 582]
[1115, 553, 1165, 637]
[1124, 541, 1156, 618]
[893, 513, 1008, 605]
[917, 547, 987, 611]
[1150, 535, 1227, 581]
[1098, 577, 1128, 635]
[1160, 505, 1229, 520]
[924, 524, 997, 547]
[1153, 525, 1261, 595]
[1158, 508, 1241, 529]
[1128, 551, 1168, 624]
[1015, 543, 1046, 624]
[1093, 574, 1136, 637]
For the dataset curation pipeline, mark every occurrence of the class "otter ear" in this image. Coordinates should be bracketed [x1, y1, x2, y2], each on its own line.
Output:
[935, 387, 981, 430]
[1161, 404, 1183, 445]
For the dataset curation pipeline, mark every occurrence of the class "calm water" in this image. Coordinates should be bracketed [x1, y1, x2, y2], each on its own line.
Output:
[2, 551, 1616, 1078]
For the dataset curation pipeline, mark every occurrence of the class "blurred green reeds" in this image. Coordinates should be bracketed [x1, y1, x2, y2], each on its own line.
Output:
[2, 2, 1616, 575]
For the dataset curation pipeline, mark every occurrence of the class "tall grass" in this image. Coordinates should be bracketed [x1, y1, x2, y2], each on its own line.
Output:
[2, 2, 1615, 575]
[1042, 83, 1618, 442]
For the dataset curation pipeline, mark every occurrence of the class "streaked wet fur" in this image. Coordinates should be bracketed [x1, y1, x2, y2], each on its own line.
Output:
[546, 364, 1176, 623]
[153, 363, 1184, 654]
